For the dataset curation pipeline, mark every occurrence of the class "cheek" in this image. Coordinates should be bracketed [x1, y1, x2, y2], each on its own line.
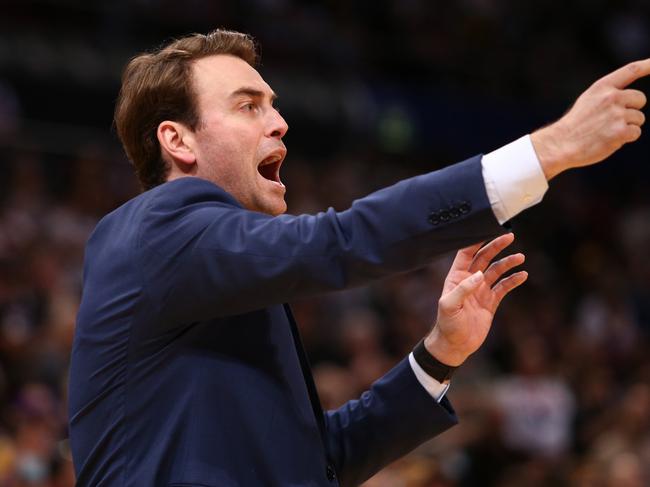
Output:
[195, 123, 263, 190]
[205, 125, 259, 163]
[215, 150, 258, 196]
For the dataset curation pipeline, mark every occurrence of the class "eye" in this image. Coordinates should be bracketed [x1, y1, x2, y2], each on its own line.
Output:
[241, 102, 259, 113]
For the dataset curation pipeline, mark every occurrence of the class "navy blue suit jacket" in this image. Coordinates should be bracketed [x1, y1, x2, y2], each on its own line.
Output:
[69, 155, 505, 486]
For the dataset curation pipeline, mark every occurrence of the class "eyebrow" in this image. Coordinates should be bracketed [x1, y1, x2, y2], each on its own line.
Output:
[230, 87, 278, 103]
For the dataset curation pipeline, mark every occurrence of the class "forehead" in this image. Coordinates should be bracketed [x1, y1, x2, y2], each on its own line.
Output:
[191, 54, 273, 102]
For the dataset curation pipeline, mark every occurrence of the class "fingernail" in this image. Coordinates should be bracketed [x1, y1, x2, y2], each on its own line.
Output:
[471, 271, 483, 283]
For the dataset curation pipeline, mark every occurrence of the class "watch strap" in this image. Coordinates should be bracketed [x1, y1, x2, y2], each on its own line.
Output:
[413, 339, 457, 382]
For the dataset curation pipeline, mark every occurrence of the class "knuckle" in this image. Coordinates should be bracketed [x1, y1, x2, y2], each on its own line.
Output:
[613, 121, 628, 137]
[629, 126, 642, 141]
[603, 90, 619, 105]
[634, 90, 649, 107]
[611, 106, 626, 122]
[623, 126, 640, 142]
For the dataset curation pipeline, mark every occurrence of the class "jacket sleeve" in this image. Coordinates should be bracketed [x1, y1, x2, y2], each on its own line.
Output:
[323, 358, 458, 487]
[138, 155, 505, 323]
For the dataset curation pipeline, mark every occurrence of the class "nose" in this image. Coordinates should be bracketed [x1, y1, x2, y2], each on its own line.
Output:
[267, 109, 288, 139]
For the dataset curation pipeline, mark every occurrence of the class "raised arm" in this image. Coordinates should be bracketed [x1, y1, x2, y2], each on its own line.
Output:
[324, 234, 527, 486]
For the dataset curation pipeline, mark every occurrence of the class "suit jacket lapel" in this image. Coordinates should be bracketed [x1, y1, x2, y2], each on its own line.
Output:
[283, 304, 328, 443]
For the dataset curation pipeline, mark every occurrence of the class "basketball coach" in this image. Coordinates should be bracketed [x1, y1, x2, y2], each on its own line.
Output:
[68, 29, 649, 486]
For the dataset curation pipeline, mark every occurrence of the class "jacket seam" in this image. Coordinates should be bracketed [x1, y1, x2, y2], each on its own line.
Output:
[120, 197, 154, 487]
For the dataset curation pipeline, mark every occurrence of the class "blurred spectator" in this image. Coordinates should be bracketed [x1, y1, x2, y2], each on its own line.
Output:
[493, 336, 575, 459]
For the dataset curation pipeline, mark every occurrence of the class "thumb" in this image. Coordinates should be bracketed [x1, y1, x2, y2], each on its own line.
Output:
[439, 271, 484, 315]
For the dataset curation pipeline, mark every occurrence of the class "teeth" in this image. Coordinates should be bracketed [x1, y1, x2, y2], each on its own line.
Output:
[260, 154, 282, 166]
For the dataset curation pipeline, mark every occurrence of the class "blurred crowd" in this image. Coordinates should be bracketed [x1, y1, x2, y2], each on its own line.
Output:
[1, 0, 650, 486]
[286, 151, 650, 487]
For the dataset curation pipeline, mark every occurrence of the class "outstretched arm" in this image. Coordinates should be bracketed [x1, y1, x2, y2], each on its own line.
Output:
[139, 157, 504, 323]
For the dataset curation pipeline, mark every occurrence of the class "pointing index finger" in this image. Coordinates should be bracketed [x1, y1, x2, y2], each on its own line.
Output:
[599, 59, 650, 89]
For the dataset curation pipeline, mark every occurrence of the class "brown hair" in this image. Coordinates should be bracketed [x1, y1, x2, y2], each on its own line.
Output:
[114, 29, 258, 190]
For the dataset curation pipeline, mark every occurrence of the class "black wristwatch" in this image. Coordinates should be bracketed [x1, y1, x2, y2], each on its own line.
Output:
[413, 339, 457, 382]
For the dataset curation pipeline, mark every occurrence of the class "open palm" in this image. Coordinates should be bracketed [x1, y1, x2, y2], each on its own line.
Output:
[425, 233, 527, 366]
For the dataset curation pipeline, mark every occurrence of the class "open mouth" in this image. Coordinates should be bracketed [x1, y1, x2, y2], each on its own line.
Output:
[257, 152, 285, 186]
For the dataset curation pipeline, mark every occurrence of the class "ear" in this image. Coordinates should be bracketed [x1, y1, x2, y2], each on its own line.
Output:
[157, 121, 196, 167]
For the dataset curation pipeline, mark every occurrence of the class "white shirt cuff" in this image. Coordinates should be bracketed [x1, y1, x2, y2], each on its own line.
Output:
[481, 134, 549, 224]
[408, 352, 450, 403]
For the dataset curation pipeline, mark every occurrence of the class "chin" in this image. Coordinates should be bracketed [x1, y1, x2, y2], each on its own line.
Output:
[255, 197, 287, 216]
[268, 201, 287, 216]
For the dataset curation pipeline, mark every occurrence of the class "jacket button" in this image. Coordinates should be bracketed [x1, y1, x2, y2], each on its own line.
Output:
[326, 464, 336, 481]
[428, 212, 440, 225]
[459, 202, 471, 214]
[439, 210, 450, 222]
[449, 208, 460, 218]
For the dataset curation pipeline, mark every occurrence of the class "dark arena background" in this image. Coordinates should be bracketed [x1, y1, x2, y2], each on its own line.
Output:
[1, 1, 650, 485]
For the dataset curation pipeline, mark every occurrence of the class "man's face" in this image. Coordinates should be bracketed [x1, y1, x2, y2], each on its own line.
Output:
[190, 55, 289, 215]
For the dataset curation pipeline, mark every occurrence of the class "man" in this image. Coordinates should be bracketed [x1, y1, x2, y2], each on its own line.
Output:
[68, 29, 648, 486]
